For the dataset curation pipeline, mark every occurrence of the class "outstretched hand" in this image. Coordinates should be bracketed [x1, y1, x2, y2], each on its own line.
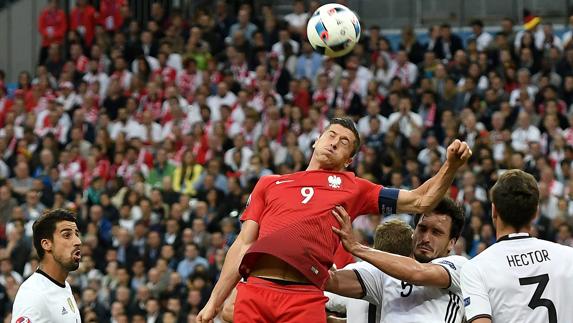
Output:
[331, 205, 360, 254]
[446, 139, 472, 169]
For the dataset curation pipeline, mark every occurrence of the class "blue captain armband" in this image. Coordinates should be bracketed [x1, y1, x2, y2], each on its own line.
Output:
[378, 188, 399, 215]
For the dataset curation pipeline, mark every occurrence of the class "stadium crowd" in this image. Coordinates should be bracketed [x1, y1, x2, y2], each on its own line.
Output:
[1, 0, 573, 322]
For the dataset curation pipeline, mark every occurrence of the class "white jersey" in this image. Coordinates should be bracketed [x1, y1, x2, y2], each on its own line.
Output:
[12, 270, 81, 323]
[326, 261, 381, 323]
[461, 233, 573, 323]
[356, 255, 467, 323]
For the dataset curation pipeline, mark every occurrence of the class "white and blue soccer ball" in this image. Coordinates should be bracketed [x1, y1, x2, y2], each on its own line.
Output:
[306, 3, 361, 58]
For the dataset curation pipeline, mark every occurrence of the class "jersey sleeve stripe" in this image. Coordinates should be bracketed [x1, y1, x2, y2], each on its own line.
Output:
[445, 292, 453, 323]
[352, 269, 367, 299]
[467, 314, 493, 323]
[438, 263, 453, 289]
[367, 304, 377, 323]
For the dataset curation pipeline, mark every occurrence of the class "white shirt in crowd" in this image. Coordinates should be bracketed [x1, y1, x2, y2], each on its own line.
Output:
[511, 126, 541, 152]
[206, 92, 237, 121]
[283, 12, 309, 30]
[474, 32, 493, 51]
[387, 112, 423, 138]
[357, 114, 389, 136]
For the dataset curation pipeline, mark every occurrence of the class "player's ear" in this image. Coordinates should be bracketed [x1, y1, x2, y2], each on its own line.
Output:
[41, 238, 53, 253]
[447, 238, 456, 253]
[491, 203, 497, 222]
[344, 157, 353, 168]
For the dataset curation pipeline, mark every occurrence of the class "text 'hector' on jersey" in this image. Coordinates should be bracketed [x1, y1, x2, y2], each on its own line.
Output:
[328, 175, 342, 188]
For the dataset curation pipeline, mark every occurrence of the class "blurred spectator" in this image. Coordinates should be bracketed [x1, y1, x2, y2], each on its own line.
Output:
[38, 0, 67, 64]
[99, 0, 127, 33]
[70, 0, 97, 47]
[470, 19, 493, 52]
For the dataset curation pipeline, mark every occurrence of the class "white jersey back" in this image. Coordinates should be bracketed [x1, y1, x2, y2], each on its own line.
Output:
[355, 255, 467, 323]
[461, 234, 573, 323]
[11, 270, 81, 323]
[325, 261, 381, 323]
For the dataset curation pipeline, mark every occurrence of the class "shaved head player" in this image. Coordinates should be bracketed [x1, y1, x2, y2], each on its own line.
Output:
[197, 117, 471, 323]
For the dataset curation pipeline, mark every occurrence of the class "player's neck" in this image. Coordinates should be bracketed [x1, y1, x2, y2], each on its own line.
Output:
[306, 160, 345, 172]
[39, 259, 68, 286]
[495, 220, 530, 239]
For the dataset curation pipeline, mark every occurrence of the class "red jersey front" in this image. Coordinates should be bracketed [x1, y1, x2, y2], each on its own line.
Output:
[239, 170, 385, 289]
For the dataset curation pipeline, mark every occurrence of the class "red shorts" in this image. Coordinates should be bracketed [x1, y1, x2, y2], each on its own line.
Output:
[234, 276, 328, 323]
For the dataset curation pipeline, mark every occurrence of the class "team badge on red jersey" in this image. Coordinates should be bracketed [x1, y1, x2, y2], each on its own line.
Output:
[328, 175, 342, 188]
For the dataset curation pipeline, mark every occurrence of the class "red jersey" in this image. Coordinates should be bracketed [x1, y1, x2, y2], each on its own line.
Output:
[239, 170, 393, 289]
[70, 4, 97, 46]
[99, 0, 125, 32]
[38, 7, 67, 47]
[333, 243, 355, 269]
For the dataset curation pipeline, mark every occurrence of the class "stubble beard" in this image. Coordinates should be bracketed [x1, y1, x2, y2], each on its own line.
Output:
[55, 253, 80, 272]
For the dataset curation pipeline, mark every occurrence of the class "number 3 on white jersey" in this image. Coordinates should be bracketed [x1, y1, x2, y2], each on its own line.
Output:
[301, 187, 314, 204]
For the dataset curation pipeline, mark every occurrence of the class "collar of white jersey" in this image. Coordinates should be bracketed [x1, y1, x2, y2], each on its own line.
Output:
[496, 232, 532, 243]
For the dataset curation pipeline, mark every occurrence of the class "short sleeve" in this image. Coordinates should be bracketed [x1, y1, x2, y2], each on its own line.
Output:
[240, 176, 275, 223]
[11, 288, 48, 323]
[352, 263, 384, 306]
[324, 291, 348, 314]
[460, 260, 492, 322]
[356, 177, 383, 216]
[431, 255, 467, 293]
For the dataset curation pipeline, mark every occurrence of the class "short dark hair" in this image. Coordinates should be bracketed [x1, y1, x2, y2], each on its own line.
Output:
[374, 220, 413, 256]
[471, 19, 484, 28]
[33, 208, 78, 260]
[327, 117, 361, 157]
[414, 197, 465, 240]
[491, 169, 539, 229]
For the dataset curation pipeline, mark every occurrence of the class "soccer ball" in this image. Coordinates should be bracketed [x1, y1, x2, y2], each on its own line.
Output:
[306, 3, 361, 58]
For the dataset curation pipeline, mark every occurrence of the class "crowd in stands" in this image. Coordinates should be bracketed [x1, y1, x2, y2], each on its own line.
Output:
[1, 0, 573, 321]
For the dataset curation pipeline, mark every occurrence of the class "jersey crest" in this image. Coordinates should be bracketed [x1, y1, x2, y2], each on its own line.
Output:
[328, 175, 342, 188]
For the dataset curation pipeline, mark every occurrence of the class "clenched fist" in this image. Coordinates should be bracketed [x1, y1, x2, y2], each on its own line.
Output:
[446, 139, 472, 169]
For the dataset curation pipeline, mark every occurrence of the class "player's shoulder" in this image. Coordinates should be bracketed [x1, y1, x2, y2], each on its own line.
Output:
[255, 174, 281, 186]
[351, 173, 382, 190]
[534, 237, 570, 248]
[14, 273, 47, 302]
[468, 242, 502, 263]
[535, 238, 573, 255]
[19, 272, 43, 289]
[348, 260, 386, 281]
[432, 255, 468, 270]
[344, 260, 378, 271]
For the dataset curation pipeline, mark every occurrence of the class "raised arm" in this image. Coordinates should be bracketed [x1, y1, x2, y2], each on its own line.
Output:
[197, 220, 259, 323]
[332, 206, 449, 288]
[397, 139, 471, 214]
